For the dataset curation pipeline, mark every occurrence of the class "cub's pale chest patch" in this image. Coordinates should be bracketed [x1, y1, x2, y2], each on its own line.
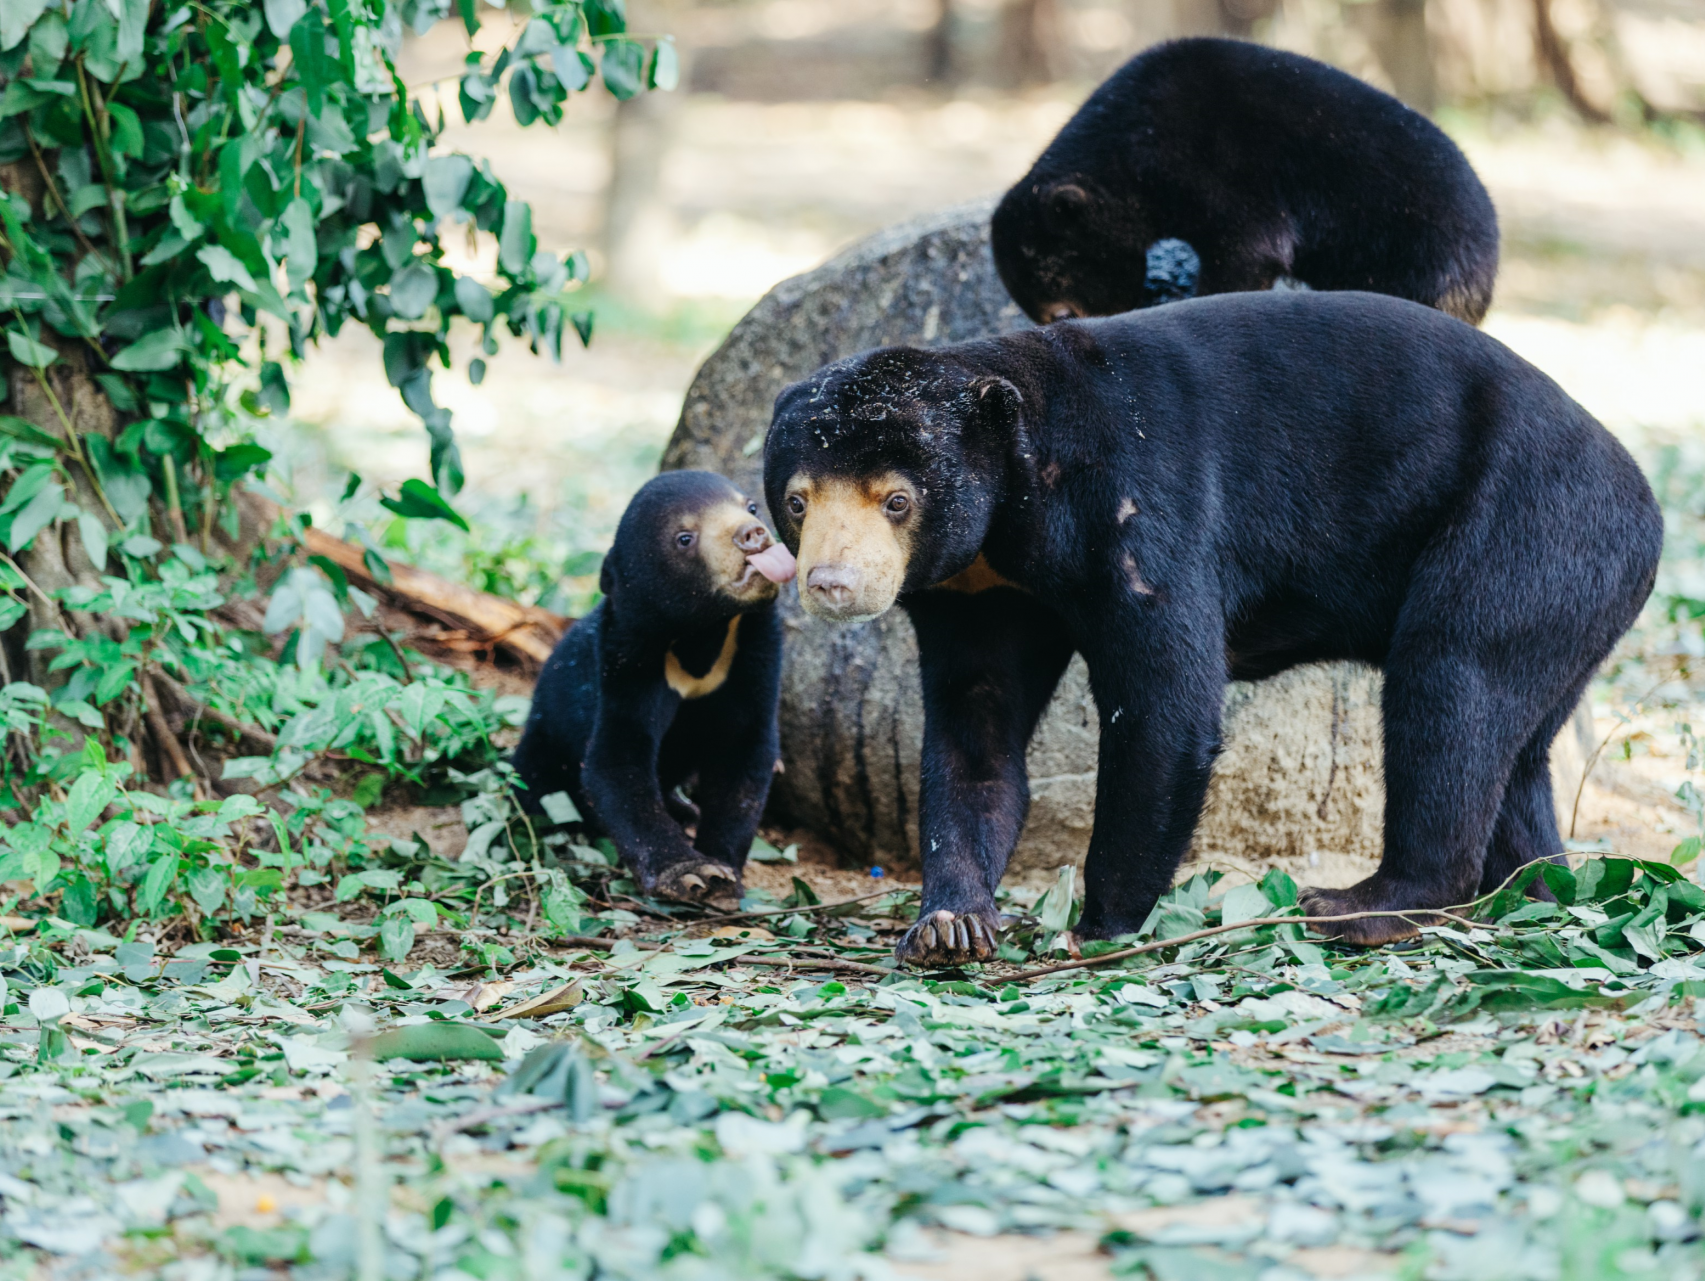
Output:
[665, 617, 741, 699]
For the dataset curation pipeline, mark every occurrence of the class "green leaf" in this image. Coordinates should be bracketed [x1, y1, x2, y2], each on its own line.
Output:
[197, 244, 259, 294]
[453, 276, 493, 323]
[76, 511, 108, 571]
[649, 39, 679, 91]
[1218, 882, 1273, 926]
[601, 40, 645, 101]
[388, 263, 438, 320]
[539, 791, 581, 825]
[187, 868, 227, 914]
[85, 435, 150, 523]
[109, 329, 189, 373]
[585, 0, 627, 39]
[422, 155, 474, 220]
[498, 201, 533, 277]
[139, 854, 178, 914]
[362, 547, 392, 586]
[6, 330, 56, 368]
[0, 415, 62, 451]
[106, 102, 143, 158]
[552, 46, 593, 92]
[380, 478, 469, 530]
[1034, 865, 1076, 934]
[816, 1087, 886, 1120]
[7, 481, 62, 552]
[277, 198, 317, 293]
[378, 914, 414, 961]
[263, 0, 307, 39]
[368, 1022, 503, 1062]
[0, 466, 50, 519]
[0, 0, 50, 52]
[1258, 867, 1298, 907]
[64, 770, 117, 835]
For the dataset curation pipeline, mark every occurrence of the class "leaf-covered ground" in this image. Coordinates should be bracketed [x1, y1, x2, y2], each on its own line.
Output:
[6, 842, 1705, 1281]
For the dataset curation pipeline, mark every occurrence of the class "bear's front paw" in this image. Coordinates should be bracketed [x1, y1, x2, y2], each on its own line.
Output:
[1299, 885, 1427, 946]
[651, 860, 743, 911]
[894, 909, 1000, 968]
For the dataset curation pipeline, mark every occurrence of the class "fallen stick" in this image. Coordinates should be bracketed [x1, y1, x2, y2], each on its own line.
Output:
[152, 670, 278, 754]
[1004, 907, 1483, 983]
[435, 1096, 561, 1141]
[140, 672, 205, 798]
[641, 887, 908, 936]
[303, 526, 567, 666]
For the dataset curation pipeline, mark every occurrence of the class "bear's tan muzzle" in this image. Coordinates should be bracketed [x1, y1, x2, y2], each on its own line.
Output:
[791, 475, 911, 624]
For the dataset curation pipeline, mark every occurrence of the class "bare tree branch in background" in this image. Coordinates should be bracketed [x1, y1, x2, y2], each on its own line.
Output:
[1532, 0, 1611, 122]
[924, 0, 955, 86]
[996, 0, 1062, 86]
[1368, 0, 1438, 114]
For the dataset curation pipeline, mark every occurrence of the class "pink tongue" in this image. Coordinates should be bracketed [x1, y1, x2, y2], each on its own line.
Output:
[746, 543, 797, 584]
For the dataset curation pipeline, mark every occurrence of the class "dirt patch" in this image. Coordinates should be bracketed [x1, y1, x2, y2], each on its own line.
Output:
[892, 1229, 1111, 1281]
[194, 1168, 331, 1230]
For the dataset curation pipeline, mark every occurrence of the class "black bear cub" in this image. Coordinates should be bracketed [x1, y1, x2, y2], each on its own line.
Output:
[992, 38, 1499, 325]
[510, 471, 796, 909]
[765, 291, 1659, 967]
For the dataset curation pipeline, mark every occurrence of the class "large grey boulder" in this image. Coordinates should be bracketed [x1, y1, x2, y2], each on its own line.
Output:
[661, 203, 1585, 887]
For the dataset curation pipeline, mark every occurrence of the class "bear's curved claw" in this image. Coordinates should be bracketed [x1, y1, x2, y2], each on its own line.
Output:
[652, 860, 743, 911]
[894, 908, 1000, 968]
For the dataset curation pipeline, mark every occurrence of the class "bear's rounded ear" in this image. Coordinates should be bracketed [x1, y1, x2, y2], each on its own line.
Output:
[970, 376, 1023, 431]
[599, 555, 618, 598]
[1046, 182, 1090, 224]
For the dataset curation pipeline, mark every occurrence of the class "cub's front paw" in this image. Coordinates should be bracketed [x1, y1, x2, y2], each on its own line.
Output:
[651, 860, 743, 911]
[894, 908, 1000, 968]
[1298, 884, 1425, 946]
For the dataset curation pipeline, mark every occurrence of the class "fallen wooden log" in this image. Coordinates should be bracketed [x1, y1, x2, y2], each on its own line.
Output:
[302, 525, 570, 667]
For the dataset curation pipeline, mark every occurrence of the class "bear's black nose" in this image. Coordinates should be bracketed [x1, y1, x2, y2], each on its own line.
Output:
[806, 564, 862, 611]
[734, 521, 771, 553]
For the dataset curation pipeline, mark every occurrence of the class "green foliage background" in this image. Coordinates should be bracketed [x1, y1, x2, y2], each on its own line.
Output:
[0, 0, 670, 939]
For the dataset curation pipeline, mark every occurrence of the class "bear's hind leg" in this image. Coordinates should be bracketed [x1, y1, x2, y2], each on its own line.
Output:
[1302, 649, 1530, 944]
[1478, 690, 1586, 899]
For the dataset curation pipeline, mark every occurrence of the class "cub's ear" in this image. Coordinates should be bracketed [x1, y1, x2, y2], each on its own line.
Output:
[970, 376, 1023, 431]
[1046, 182, 1090, 224]
[599, 556, 618, 598]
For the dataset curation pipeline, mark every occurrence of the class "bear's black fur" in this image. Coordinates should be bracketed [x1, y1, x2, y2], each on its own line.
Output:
[510, 471, 791, 909]
[992, 38, 1500, 326]
[764, 291, 1659, 966]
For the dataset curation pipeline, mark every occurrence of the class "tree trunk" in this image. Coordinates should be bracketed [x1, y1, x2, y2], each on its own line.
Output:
[923, 0, 954, 87]
[1532, 0, 1610, 123]
[1369, 0, 1438, 115]
[995, 0, 1061, 88]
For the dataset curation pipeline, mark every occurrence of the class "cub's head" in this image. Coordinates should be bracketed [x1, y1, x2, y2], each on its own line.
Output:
[763, 348, 1020, 624]
[601, 471, 795, 622]
[991, 173, 1155, 323]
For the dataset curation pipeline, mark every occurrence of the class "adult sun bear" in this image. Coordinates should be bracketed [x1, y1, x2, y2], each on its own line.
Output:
[764, 291, 1659, 967]
[511, 471, 796, 910]
[991, 38, 1499, 325]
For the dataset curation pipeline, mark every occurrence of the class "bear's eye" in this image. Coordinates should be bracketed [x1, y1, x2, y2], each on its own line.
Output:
[676, 531, 696, 549]
[884, 493, 911, 517]
[787, 495, 806, 517]
[747, 501, 759, 515]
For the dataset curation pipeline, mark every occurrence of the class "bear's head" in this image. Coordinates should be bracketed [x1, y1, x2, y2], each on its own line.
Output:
[600, 471, 795, 628]
[764, 348, 1021, 624]
[991, 174, 1155, 323]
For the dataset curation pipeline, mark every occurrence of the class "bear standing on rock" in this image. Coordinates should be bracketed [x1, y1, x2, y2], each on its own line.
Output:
[764, 291, 1659, 967]
[992, 38, 1500, 325]
[511, 471, 796, 910]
